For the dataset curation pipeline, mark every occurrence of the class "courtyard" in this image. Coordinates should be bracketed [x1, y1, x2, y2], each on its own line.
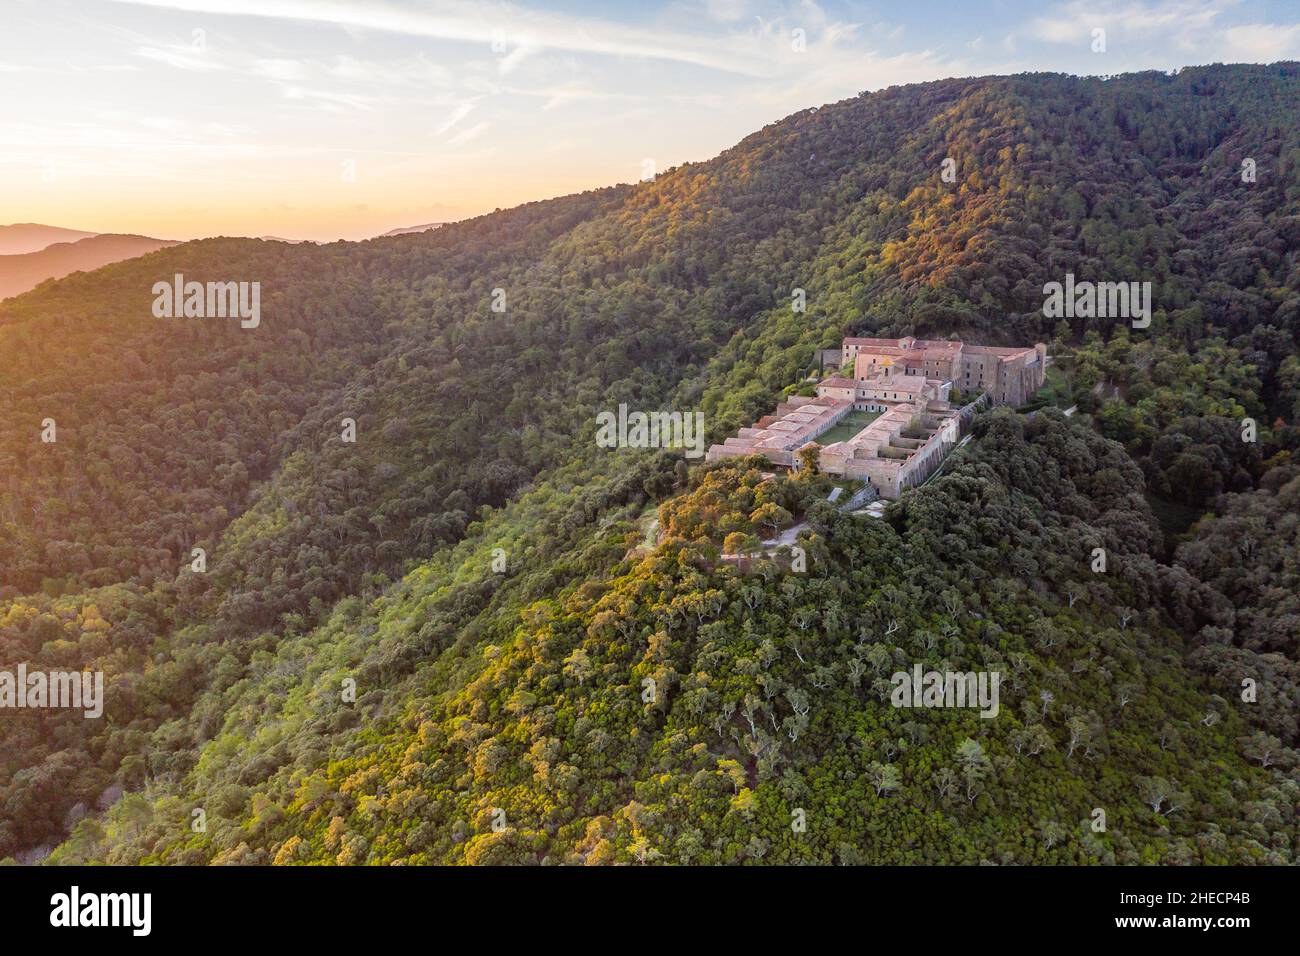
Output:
[814, 409, 881, 446]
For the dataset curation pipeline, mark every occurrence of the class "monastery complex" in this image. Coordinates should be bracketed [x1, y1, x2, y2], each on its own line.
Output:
[706, 336, 1047, 499]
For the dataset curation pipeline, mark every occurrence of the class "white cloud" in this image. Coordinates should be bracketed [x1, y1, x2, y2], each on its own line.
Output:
[326, 55, 451, 87]
[253, 58, 308, 81]
[530, 85, 646, 110]
[107, 0, 776, 75]
[281, 85, 375, 111]
[435, 101, 477, 134]
[1221, 23, 1300, 60]
[496, 43, 538, 75]
[699, 0, 752, 24]
[1027, 0, 1220, 43]
[135, 45, 225, 72]
[1024, 0, 1300, 62]
[447, 120, 490, 146]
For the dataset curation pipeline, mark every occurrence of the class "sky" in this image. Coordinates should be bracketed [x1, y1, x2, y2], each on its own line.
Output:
[1, 0, 1298, 241]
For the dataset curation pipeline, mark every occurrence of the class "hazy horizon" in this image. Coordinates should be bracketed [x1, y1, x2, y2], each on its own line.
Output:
[4, 0, 1299, 242]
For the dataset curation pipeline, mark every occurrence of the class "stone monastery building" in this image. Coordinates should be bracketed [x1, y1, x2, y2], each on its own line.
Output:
[706, 336, 1046, 499]
[837, 336, 1048, 408]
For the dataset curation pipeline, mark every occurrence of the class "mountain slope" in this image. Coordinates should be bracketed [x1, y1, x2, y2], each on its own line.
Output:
[0, 223, 97, 256]
[0, 233, 179, 300]
[1, 64, 1298, 864]
[378, 223, 445, 237]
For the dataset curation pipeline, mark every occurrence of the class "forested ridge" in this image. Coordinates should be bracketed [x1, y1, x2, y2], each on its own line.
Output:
[1, 63, 1298, 864]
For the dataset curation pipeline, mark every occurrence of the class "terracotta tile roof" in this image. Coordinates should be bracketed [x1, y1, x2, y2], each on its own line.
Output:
[844, 336, 907, 347]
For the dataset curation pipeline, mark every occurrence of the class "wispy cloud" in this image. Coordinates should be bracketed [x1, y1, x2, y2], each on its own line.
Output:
[280, 85, 375, 111]
[252, 57, 308, 81]
[447, 120, 490, 146]
[135, 44, 225, 72]
[10, 0, 1298, 242]
[496, 43, 537, 75]
[435, 100, 478, 134]
[699, 0, 753, 24]
[1221, 22, 1300, 60]
[1027, 0, 1221, 44]
[326, 54, 451, 87]
[1025, 0, 1300, 60]
[106, 0, 777, 75]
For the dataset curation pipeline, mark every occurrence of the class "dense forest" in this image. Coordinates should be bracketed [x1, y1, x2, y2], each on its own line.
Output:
[1, 63, 1298, 864]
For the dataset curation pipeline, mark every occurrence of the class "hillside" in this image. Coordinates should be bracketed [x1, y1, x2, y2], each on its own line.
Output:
[0, 233, 179, 300]
[1, 64, 1297, 865]
[0, 223, 97, 256]
[378, 222, 446, 237]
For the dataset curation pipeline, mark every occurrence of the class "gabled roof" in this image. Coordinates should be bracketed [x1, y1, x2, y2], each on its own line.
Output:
[817, 376, 857, 389]
[843, 336, 910, 348]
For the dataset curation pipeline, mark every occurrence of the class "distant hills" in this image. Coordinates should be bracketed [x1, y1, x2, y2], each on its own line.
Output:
[0, 232, 178, 300]
[0, 221, 449, 292]
[377, 222, 445, 237]
[0, 223, 98, 256]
